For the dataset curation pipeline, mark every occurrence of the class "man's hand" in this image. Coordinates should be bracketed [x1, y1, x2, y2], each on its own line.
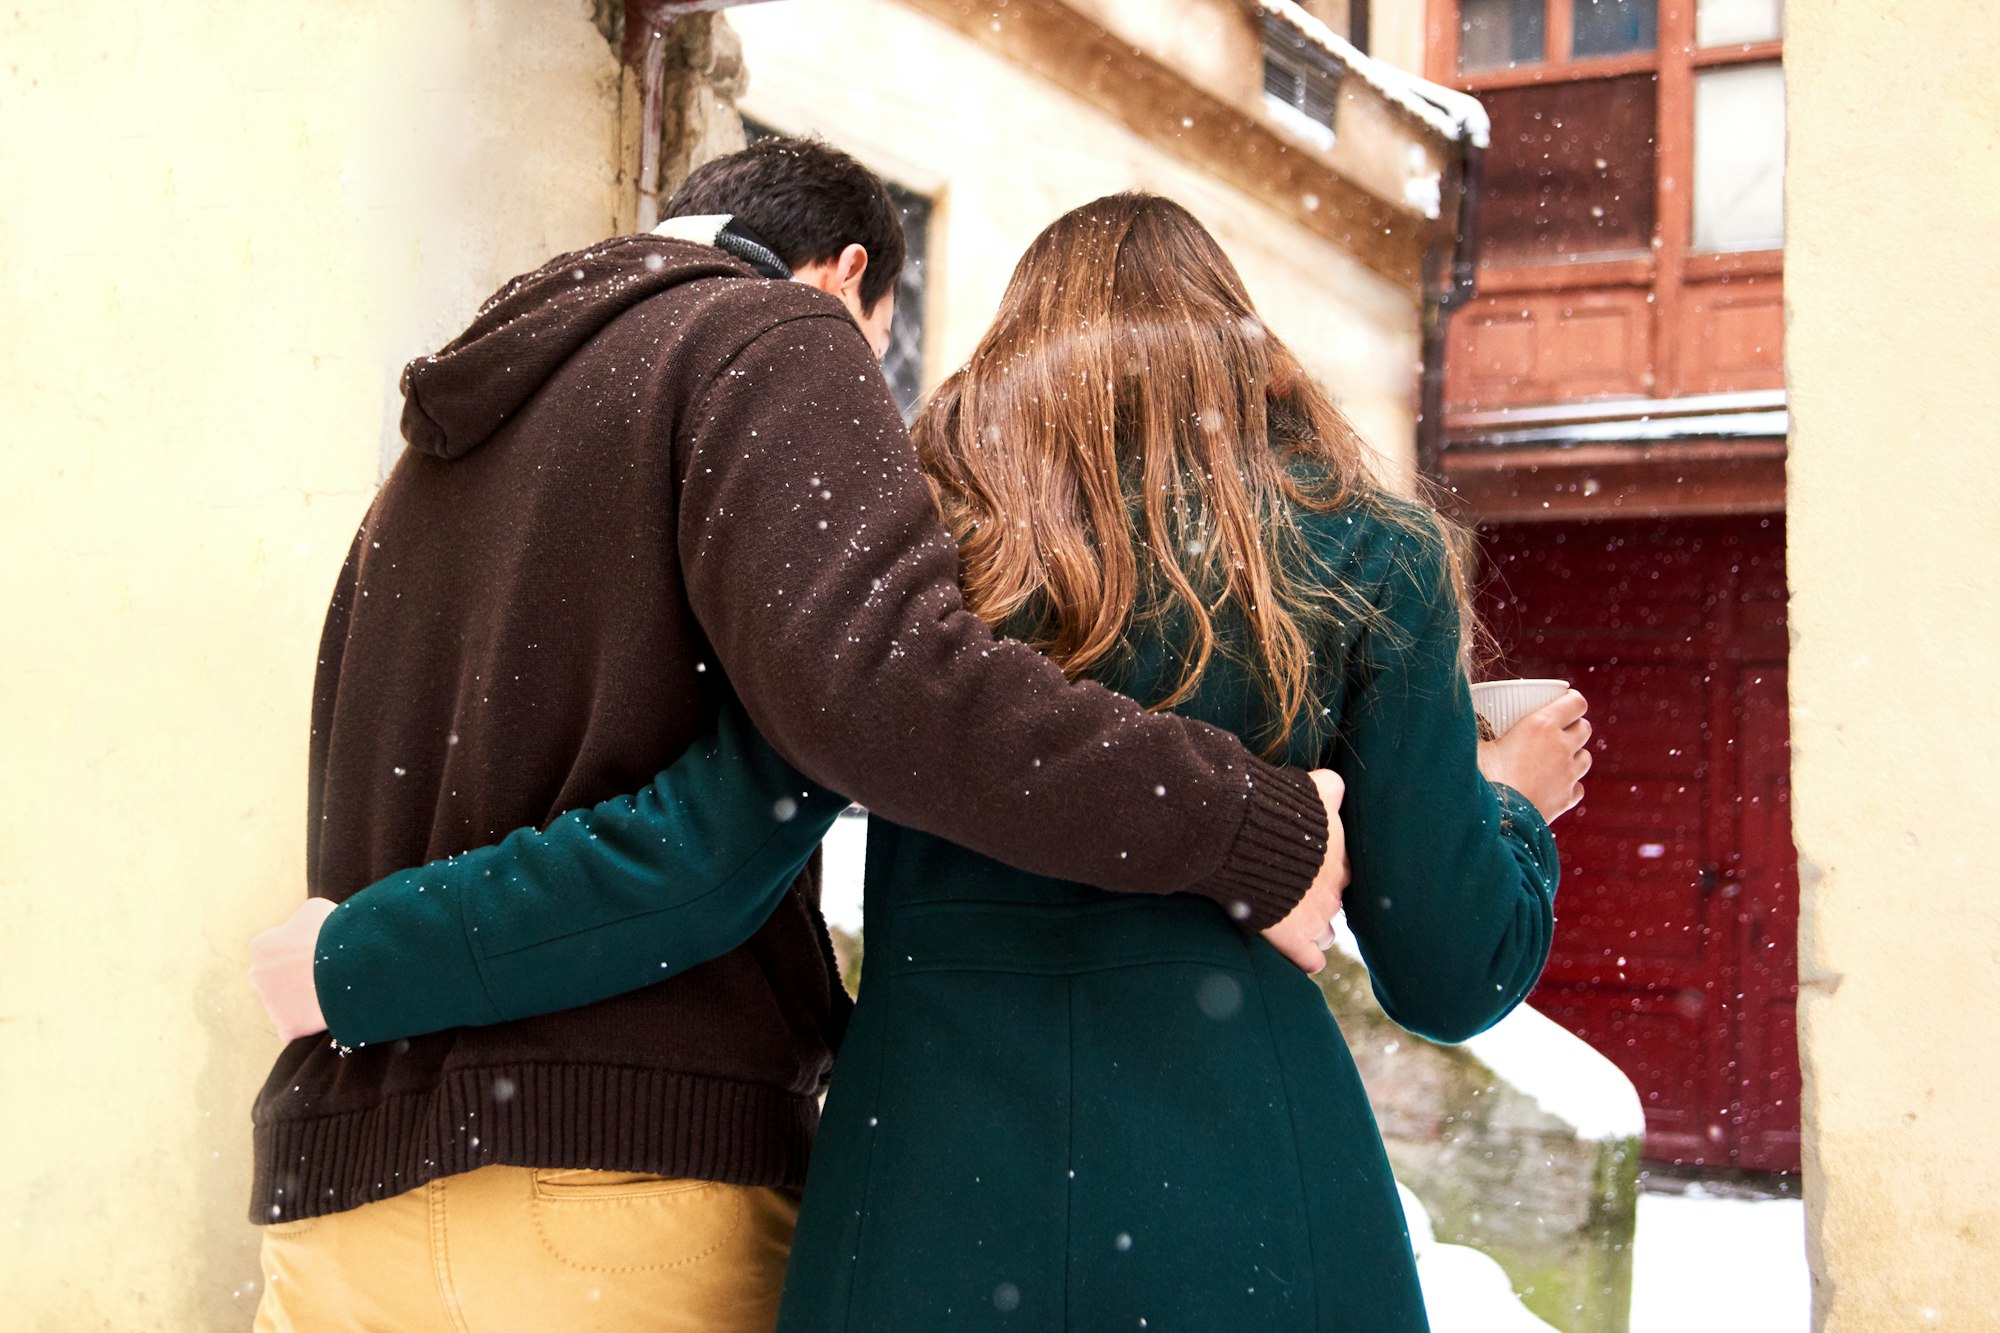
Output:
[248, 897, 337, 1041]
[1477, 689, 1593, 823]
[1260, 770, 1350, 974]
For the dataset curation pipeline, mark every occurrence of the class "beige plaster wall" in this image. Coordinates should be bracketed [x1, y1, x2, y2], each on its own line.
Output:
[732, 0, 1425, 482]
[1368, 0, 1430, 86]
[1296, 0, 1355, 41]
[0, 2, 619, 1327]
[1786, 4, 2000, 1329]
[1070, 0, 1263, 105]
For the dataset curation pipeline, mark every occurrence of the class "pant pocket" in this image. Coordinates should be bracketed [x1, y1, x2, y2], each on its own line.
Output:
[528, 1172, 745, 1272]
[529, 1168, 711, 1199]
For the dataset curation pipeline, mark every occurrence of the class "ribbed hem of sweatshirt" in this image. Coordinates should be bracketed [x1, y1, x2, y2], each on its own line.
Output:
[250, 1065, 816, 1224]
[1199, 759, 1329, 930]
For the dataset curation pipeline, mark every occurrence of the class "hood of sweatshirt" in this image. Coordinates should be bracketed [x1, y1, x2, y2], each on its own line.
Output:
[398, 228, 780, 462]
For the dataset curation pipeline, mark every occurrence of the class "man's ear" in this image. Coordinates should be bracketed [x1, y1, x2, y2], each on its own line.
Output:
[792, 245, 868, 299]
[833, 243, 870, 296]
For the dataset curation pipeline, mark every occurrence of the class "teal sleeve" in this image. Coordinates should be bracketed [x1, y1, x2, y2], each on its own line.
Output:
[314, 697, 849, 1048]
[1332, 530, 1560, 1045]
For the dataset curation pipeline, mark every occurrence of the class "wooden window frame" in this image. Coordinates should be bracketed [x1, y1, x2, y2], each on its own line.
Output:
[1426, 0, 1784, 400]
[1427, 0, 1781, 82]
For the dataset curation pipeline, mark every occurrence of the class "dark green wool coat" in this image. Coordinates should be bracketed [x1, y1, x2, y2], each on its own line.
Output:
[316, 501, 1558, 1332]
[773, 509, 1557, 1333]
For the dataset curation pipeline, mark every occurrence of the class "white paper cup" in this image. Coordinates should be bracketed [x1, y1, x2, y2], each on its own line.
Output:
[1470, 678, 1570, 737]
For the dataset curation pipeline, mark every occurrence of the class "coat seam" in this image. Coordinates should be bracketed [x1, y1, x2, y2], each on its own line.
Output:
[833, 990, 897, 1332]
[1063, 977, 1077, 1329]
[1253, 963, 1324, 1326]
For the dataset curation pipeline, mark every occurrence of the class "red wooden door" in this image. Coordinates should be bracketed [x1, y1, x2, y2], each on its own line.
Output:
[1479, 516, 1800, 1173]
[1729, 667, 1803, 1172]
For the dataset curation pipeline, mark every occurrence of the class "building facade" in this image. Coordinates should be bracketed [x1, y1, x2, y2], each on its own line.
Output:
[712, 0, 1473, 476]
[11, 1, 1994, 1327]
[1408, 0, 1799, 1176]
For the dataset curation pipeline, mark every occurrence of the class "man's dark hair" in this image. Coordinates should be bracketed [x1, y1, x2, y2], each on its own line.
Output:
[666, 137, 906, 313]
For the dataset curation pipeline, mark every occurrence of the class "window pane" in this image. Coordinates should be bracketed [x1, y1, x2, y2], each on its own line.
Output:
[1461, 0, 1544, 71]
[1571, 0, 1657, 59]
[1693, 63, 1785, 252]
[748, 116, 932, 416]
[883, 185, 932, 417]
[1697, 0, 1782, 47]
[1478, 75, 1658, 264]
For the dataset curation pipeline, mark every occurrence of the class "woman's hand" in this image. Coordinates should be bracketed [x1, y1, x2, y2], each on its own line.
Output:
[1477, 689, 1593, 823]
[1260, 770, 1350, 974]
[248, 896, 337, 1041]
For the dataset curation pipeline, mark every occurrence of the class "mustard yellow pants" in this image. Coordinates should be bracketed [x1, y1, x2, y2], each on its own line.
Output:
[253, 1166, 798, 1333]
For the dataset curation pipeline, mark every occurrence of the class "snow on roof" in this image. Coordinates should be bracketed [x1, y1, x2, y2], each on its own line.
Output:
[1255, 0, 1491, 148]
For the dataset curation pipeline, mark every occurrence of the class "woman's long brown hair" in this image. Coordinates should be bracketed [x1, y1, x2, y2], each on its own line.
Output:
[913, 192, 1471, 758]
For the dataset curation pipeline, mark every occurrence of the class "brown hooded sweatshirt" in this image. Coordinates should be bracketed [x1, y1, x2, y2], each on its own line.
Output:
[250, 235, 1327, 1223]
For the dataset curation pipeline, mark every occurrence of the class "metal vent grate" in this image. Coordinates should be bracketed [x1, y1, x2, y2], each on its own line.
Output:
[1262, 19, 1346, 133]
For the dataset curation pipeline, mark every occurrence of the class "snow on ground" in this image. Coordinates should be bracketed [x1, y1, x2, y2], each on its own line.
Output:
[1631, 1188, 1810, 1333]
[1418, 1182, 1811, 1332]
[819, 807, 868, 935]
[1401, 1185, 1560, 1332]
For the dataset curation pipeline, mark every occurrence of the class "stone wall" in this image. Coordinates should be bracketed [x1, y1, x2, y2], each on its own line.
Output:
[1317, 948, 1641, 1333]
[618, 11, 753, 231]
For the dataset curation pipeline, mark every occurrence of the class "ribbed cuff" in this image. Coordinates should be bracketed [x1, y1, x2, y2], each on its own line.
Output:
[315, 868, 503, 1049]
[1197, 759, 1329, 930]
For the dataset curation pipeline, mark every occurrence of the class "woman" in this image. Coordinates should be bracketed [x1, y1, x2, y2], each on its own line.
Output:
[261, 194, 1587, 1330]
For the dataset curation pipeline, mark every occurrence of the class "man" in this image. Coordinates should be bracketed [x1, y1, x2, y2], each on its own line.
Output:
[246, 139, 1345, 1331]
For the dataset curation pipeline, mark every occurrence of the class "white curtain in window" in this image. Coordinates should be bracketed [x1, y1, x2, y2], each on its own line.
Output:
[1693, 62, 1785, 252]
[1696, 0, 1782, 49]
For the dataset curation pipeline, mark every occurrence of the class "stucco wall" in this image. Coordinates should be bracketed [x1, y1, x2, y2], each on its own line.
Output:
[1367, 0, 1429, 87]
[731, 0, 1425, 482]
[1070, 0, 1265, 106]
[1786, 4, 2000, 1329]
[0, 2, 619, 1326]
